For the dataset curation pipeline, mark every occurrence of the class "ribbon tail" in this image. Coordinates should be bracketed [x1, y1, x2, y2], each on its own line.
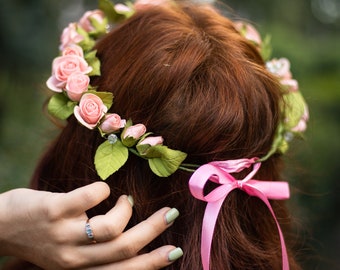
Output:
[201, 198, 225, 270]
[246, 186, 290, 270]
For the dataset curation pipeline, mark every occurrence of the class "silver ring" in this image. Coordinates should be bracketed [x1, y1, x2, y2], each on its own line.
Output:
[85, 219, 96, 243]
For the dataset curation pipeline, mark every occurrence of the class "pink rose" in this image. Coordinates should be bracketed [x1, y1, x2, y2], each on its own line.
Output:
[62, 44, 84, 57]
[60, 23, 84, 50]
[74, 93, 108, 129]
[46, 55, 92, 92]
[123, 124, 146, 139]
[79, 10, 105, 32]
[65, 72, 90, 101]
[234, 21, 262, 45]
[139, 136, 164, 146]
[100, 113, 126, 133]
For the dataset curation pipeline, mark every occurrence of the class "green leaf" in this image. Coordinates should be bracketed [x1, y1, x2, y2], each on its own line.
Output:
[147, 145, 187, 177]
[88, 16, 108, 38]
[47, 93, 76, 120]
[77, 26, 96, 52]
[283, 91, 306, 130]
[98, 0, 126, 23]
[85, 50, 101, 76]
[260, 35, 272, 61]
[94, 139, 129, 180]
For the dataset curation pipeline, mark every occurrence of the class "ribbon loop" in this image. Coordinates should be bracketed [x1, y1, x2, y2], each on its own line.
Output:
[188, 158, 290, 270]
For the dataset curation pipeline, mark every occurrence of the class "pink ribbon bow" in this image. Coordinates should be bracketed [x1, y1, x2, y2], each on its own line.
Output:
[188, 157, 290, 270]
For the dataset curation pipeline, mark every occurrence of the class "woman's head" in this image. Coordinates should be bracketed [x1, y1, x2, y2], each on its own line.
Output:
[32, 2, 305, 269]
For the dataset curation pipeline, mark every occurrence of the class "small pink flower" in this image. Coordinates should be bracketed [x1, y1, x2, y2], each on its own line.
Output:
[139, 136, 164, 146]
[115, 3, 133, 13]
[100, 113, 126, 133]
[234, 21, 262, 45]
[46, 55, 92, 92]
[74, 93, 107, 129]
[79, 10, 105, 32]
[292, 106, 309, 133]
[62, 44, 84, 57]
[266, 58, 291, 79]
[65, 72, 90, 101]
[60, 23, 84, 50]
[123, 124, 146, 139]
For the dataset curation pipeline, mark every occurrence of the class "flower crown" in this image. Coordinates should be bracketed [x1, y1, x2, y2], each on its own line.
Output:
[46, 0, 308, 181]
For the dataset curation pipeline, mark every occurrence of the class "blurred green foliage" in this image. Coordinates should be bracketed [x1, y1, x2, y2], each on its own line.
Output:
[0, 0, 339, 269]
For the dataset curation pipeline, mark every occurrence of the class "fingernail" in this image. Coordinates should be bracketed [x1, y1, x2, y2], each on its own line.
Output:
[165, 208, 179, 224]
[168, 247, 183, 262]
[127, 195, 134, 207]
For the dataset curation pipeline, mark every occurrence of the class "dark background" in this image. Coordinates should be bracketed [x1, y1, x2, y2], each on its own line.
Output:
[0, 0, 339, 269]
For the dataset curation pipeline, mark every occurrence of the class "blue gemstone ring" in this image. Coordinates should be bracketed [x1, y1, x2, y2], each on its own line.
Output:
[85, 219, 96, 243]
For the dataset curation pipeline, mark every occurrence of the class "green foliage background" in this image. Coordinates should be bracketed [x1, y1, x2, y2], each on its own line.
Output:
[0, 0, 339, 269]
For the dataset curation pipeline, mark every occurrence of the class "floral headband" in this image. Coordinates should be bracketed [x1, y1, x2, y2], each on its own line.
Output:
[234, 22, 309, 161]
[46, 1, 307, 269]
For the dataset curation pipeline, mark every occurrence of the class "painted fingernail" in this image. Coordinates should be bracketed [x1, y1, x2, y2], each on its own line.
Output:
[168, 247, 183, 262]
[165, 208, 179, 224]
[127, 195, 134, 207]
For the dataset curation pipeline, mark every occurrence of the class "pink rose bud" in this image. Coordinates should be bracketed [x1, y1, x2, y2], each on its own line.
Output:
[79, 10, 105, 32]
[62, 44, 84, 58]
[46, 55, 92, 92]
[123, 124, 146, 139]
[100, 113, 126, 133]
[60, 23, 84, 50]
[74, 93, 107, 129]
[234, 22, 262, 45]
[65, 72, 90, 101]
[280, 78, 299, 92]
[139, 136, 164, 146]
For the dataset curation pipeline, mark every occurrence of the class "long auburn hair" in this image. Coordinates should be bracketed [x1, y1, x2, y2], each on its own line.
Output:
[28, 3, 301, 269]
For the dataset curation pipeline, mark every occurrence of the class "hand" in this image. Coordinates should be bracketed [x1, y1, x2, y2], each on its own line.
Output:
[0, 182, 182, 269]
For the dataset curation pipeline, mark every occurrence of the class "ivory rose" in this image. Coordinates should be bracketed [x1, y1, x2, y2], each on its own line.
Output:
[266, 58, 298, 92]
[123, 124, 146, 139]
[74, 93, 107, 129]
[139, 136, 164, 146]
[60, 23, 84, 50]
[79, 10, 105, 32]
[46, 55, 92, 92]
[100, 113, 126, 133]
[266, 58, 291, 78]
[65, 72, 90, 101]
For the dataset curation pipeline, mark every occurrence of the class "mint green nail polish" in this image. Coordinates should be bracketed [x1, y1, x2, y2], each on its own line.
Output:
[168, 247, 183, 262]
[165, 208, 179, 224]
[127, 195, 134, 207]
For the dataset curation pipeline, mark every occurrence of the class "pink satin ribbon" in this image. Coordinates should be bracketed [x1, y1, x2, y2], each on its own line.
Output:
[188, 157, 290, 270]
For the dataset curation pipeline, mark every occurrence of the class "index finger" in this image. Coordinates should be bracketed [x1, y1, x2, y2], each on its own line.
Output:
[57, 182, 111, 217]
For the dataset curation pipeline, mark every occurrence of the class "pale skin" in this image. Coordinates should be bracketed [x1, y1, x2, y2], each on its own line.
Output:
[0, 182, 180, 269]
